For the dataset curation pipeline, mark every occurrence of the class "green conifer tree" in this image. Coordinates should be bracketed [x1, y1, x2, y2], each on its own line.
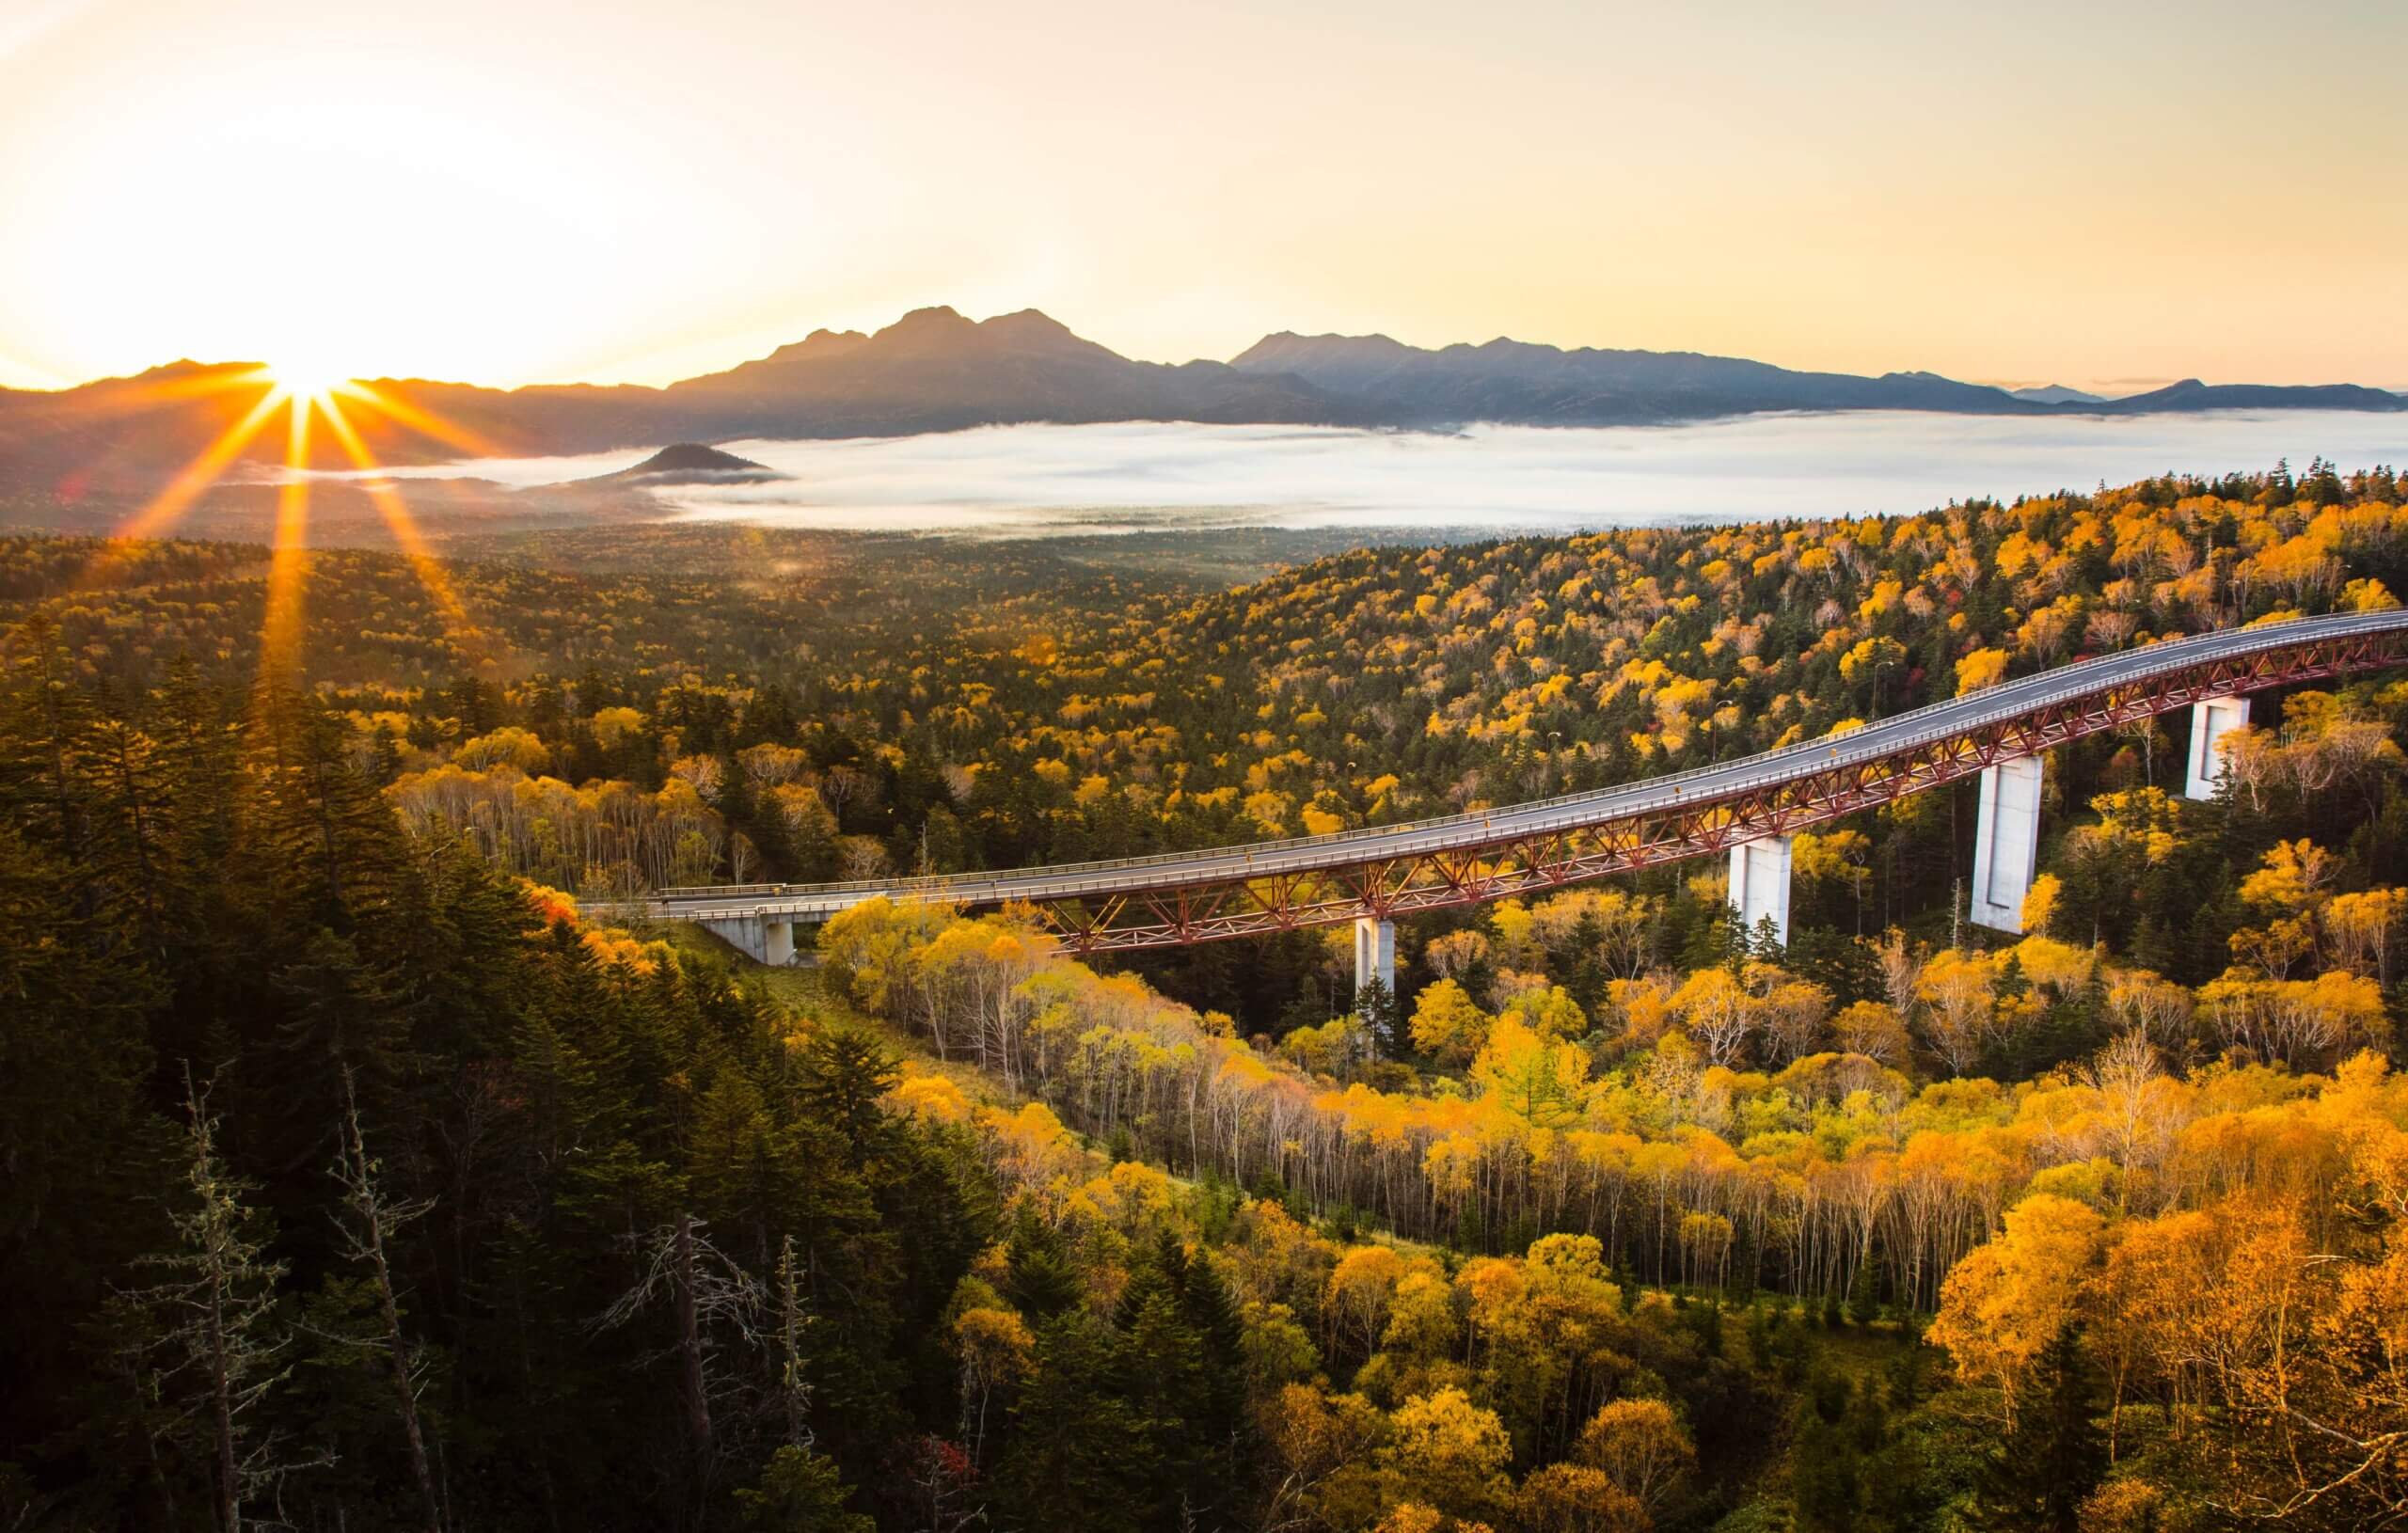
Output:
[1970, 1321, 2107, 1532]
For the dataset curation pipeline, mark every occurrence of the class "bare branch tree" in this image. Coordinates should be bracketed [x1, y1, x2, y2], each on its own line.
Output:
[594, 1212, 763, 1525]
[770, 1234, 813, 1450]
[125, 1070, 307, 1533]
[326, 1070, 446, 1533]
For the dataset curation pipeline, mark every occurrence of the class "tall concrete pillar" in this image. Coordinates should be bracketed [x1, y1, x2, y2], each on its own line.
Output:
[1970, 755, 2043, 933]
[1726, 834, 1793, 948]
[1354, 916, 1396, 999]
[2184, 696, 2250, 801]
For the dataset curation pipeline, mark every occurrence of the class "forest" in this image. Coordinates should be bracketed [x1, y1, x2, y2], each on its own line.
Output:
[3, 458, 2406, 1532]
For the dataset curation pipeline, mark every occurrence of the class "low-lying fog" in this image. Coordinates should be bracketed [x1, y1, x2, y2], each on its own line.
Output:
[325, 410, 2406, 536]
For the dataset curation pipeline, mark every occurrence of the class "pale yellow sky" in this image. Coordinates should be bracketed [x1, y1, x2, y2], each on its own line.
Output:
[2, 0, 2401, 393]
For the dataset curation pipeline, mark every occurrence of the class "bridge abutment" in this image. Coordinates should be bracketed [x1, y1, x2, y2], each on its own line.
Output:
[1726, 834, 1794, 948]
[1354, 916, 1396, 1000]
[1970, 755, 2043, 933]
[700, 914, 798, 966]
[2184, 696, 2249, 800]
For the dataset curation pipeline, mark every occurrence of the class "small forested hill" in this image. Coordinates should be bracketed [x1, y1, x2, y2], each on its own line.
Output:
[582, 442, 785, 485]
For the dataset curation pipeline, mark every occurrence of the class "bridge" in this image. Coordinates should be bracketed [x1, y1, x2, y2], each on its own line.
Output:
[648, 609, 2408, 989]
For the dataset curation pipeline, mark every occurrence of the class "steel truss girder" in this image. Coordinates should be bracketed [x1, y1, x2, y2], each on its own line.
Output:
[1031, 634, 2404, 953]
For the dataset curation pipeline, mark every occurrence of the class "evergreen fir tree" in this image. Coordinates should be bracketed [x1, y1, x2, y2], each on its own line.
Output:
[1354, 974, 1403, 1058]
[1789, 1372, 1861, 1532]
[1743, 1301, 1770, 1370]
[0, 826, 172, 1482]
[736, 1444, 874, 1533]
[798, 1029, 901, 1155]
[1970, 1321, 2107, 1532]
[997, 1314, 1162, 1533]
[1005, 1205, 1082, 1320]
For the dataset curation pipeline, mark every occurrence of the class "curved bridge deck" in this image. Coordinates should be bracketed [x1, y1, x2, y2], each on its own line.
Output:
[651, 609, 2408, 952]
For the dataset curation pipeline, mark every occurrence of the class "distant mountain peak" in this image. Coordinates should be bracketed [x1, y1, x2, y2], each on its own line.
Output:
[976, 308, 1112, 357]
[779, 327, 871, 357]
[985, 307, 1072, 332]
[863, 304, 1086, 359]
[885, 305, 972, 332]
[2008, 383, 2108, 405]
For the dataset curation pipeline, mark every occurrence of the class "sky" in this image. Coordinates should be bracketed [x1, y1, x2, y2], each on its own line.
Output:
[2, 0, 2402, 394]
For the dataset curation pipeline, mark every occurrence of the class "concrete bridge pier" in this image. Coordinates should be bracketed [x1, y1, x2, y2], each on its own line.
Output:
[1970, 755, 2043, 933]
[700, 913, 798, 966]
[2185, 696, 2250, 800]
[1726, 834, 1794, 948]
[1354, 916, 1396, 1000]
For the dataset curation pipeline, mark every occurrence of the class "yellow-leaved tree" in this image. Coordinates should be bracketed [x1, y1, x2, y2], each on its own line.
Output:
[1928, 1192, 2105, 1424]
[1381, 1387, 1513, 1525]
[1470, 1017, 1593, 1131]
[1956, 646, 2011, 695]
[1410, 978, 1493, 1067]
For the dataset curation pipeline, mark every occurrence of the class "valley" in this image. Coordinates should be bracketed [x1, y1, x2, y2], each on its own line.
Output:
[8, 461, 2408, 1529]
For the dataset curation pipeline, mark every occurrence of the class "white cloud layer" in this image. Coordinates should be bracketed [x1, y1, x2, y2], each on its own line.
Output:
[329, 410, 2408, 539]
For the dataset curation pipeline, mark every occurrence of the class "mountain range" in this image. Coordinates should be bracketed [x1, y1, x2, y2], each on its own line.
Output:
[3, 305, 2400, 488]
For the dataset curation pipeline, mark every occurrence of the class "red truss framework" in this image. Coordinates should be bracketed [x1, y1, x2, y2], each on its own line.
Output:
[1027, 625, 2408, 954]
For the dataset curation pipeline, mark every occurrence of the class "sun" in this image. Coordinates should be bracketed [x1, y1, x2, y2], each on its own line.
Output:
[266, 356, 354, 403]
[85, 353, 505, 679]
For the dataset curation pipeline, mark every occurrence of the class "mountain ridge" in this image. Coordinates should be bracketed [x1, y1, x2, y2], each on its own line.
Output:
[2, 307, 2398, 482]
[2008, 383, 2110, 404]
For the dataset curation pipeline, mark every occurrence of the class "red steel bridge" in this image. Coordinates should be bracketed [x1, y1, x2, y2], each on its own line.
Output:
[649, 609, 2408, 972]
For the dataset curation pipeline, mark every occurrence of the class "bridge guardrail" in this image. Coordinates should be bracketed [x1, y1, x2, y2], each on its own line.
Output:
[655, 609, 2408, 912]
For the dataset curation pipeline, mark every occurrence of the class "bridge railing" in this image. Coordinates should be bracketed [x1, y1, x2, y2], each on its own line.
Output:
[654, 609, 2408, 909]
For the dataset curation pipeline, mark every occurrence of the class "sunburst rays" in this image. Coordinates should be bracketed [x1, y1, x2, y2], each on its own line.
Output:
[314, 388, 481, 652]
[106, 383, 287, 545]
[88, 365, 498, 678]
[260, 386, 315, 675]
[339, 380, 506, 462]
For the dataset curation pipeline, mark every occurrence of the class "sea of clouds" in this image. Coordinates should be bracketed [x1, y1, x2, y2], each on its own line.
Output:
[325, 410, 2408, 537]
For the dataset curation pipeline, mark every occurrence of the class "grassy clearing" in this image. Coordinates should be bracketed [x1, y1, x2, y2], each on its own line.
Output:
[657, 920, 1032, 1107]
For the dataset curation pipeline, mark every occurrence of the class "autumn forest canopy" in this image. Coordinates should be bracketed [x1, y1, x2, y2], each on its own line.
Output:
[7, 457, 2408, 1533]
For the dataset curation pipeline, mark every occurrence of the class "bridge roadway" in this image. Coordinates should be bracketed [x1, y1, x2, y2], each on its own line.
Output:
[645, 608, 2408, 956]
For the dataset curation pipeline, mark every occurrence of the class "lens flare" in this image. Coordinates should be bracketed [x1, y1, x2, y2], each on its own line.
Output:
[339, 379, 506, 461]
[105, 380, 285, 545]
[267, 358, 351, 406]
[259, 391, 315, 676]
[81, 362, 501, 677]
[318, 390, 482, 657]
